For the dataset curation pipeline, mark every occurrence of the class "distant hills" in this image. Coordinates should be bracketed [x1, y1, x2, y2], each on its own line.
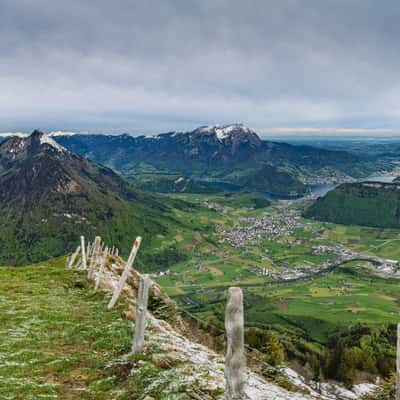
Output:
[127, 173, 223, 194]
[304, 181, 400, 228]
[0, 130, 181, 265]
[45, 124, 386, 197]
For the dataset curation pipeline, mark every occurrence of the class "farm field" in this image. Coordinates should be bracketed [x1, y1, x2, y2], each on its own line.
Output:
[153, 194, 400, 344]
[177, 264, 400, 343]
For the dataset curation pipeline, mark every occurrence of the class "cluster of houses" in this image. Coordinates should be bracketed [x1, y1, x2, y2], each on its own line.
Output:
[151, 269, 171, 278]
[312, 244, 359, 260]
[204, 201, 230, 214]
[256, 245, 400, 282]
[218, 210, 303, 248]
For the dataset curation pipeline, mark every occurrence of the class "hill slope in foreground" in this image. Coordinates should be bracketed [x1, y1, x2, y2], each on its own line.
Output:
[304, 182, 400, 228]
[0, 256, 340, 400]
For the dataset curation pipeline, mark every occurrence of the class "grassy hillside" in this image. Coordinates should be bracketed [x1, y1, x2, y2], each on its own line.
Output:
[204, 192, 271, 209]
[0, 192, 185, 266]
[230, 165, 307, 196]
[0, 258, 134, 399]
[0, 258, 218, 399]
[127, 173, 221, 194]
[304, 182, 400, 228]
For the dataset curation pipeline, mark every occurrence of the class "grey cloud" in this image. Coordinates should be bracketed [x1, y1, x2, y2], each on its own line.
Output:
[1, 0, 400, 133]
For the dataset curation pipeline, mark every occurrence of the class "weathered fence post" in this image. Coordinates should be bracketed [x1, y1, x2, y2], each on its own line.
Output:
[67, 245, 81, 269]
[132, 274, 151, 353]
[107, 237, 142, 310]
[86, 241, 91, 260]
[87, 241, 93, 257]
[88, 236, 101, 279]
[80, 236, 87, 270]
[94, 247, 108, 292]
[397, 323, 400, 400]
[225, 287, 246, 400]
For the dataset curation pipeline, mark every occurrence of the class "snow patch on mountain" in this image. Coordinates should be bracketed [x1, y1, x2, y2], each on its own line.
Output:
[40, 134, 67, 153]
[215, 125, 235, 140]
[197, 124, 258, 142]
[0, 132, 28, 138]
[48, 131, 79, 137]
[0, 131, 85, 140]
[4, 138, 27, 157]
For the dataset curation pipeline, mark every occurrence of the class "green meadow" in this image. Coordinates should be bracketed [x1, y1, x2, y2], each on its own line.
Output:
[153, 195, 400, 344]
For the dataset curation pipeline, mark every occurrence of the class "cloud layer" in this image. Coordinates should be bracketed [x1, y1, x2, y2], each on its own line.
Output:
[1, 0, 400, 134]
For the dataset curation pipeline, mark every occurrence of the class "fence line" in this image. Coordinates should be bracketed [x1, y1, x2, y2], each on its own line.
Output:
[108, 236, 142, 310]
[67, 237, 287, 377]
[176, 306, 281, 374]
[68, 237, 369, 399]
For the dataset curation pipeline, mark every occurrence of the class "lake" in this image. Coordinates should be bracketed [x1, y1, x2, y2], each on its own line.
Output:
[310, 175, 397, 198]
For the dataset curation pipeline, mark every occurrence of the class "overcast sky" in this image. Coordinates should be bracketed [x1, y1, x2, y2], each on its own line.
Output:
[1, 0, 400, 135]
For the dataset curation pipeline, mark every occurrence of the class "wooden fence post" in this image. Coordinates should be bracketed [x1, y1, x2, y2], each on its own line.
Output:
[94, 247, 108, 292]
[225, 287, 246, 400]
[108, 237, 142, 310]
[88, 236, 101, 279]
[86, 241, 91, 260]
[80, 236, 87, 270]
[132, 274, 151, 353]
[67, 245, 81, 269]
[87, 241, 93, 257]
[397, 323, 400, 400]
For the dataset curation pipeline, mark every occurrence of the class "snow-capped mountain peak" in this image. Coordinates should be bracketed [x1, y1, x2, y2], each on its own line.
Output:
[0, 130, 69, 159]
[191, 124, 261, 146]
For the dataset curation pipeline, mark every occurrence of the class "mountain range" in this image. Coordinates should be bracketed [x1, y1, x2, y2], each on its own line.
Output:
[0, 125, 390, 197]
[0, 130, 181, 265]
[45, 124, 388, 197]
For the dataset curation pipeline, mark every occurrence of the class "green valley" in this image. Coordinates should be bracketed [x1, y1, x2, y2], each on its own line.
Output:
[143, 193, 400, 386]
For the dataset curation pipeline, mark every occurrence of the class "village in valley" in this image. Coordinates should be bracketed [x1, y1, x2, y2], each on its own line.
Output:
[151, 195, 400, 294]
[211, 200, 400, 282]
